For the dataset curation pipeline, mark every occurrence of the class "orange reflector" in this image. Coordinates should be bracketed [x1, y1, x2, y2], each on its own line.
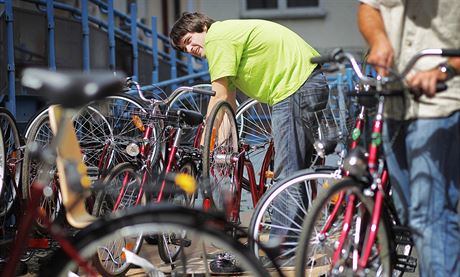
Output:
[264, 170, 274, 179]
[126, 242, 134, 251]
[210, 127, 217, 152]
[322, 181, 339, 204]
[132, 115, 145, 132]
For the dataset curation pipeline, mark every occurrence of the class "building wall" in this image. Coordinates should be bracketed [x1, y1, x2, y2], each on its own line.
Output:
[186, 0, 367, 54]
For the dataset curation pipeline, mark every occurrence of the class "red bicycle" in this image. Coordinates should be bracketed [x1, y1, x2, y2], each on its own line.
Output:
[296, 48, 460, 276]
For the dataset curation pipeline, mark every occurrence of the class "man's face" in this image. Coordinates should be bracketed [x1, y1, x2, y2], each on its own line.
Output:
[179, 31, 207, 58]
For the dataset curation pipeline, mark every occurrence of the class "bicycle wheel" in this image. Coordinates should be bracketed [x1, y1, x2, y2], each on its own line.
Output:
[92, 162, 145, 216]
[0, 108, 22, 218]
[89, 94, 150, 169]
[235, 99, 274, 192]
[248, 168, 339, 267]
[0, 108, 22, 190]
[39, 205, 271, 277]
[22, 106, 112, 227]
[21, 113, 62, 227]
[91, 162, 145, 276]
[202, 101, 239, 219]
[0, 128, 8, 218]
[295, 178, 392, 277]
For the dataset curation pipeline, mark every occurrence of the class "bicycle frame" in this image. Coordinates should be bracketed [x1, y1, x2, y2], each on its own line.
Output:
[210, 139, 275, 223]
[112, 83, 210, 209]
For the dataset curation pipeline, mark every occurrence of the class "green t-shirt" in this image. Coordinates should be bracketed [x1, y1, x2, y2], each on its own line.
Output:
[205, 19, 319, 106]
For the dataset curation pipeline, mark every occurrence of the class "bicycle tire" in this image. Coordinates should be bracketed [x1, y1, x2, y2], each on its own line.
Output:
[39, 205, 271, 277]
[0, 127, 8, 218]
[0, 108, 21, 218]
[295, 177, 392, 277]
[248, 168, 339, 266]
[0, 108, 22, 189]
[201, 101, 239, 221]
[235, 99, 274, 192]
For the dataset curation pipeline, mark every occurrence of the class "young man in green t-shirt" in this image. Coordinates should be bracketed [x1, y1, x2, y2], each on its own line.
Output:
[170, 11, 329, 265]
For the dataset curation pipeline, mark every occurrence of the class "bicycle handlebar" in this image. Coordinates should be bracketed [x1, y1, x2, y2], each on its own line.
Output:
[311, 48, 460, 86]
[127, 78, 216, 106]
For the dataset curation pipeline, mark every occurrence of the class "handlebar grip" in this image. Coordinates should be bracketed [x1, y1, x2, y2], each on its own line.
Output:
[435, 82, 448, 92]
[411, 82, 448, 98]
[311, 55, 334, 64]
[310, 48, 344, 65]
[441, 49, 460, 57]
[192, 87, 216, 96]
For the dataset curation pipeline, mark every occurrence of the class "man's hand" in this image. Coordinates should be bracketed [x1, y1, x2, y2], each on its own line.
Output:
[366, 38, 394, 77]
[407, 67, 448, 98]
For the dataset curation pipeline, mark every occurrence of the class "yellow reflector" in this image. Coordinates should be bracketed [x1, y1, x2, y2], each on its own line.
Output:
[175, 173, 197, 195]
[80, 176, 92, 189]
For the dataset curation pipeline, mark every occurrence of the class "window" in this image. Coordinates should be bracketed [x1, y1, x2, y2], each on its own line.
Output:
[241, 0, 326, 19]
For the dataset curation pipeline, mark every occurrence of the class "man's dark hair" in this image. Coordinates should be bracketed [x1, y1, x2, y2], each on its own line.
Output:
[169, 12, 215, 51]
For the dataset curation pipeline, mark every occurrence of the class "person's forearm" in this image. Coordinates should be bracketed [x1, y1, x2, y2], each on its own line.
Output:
[358, 3, 389, 49]
[206, 78, 236, 120]
[358, 3, 394, 75]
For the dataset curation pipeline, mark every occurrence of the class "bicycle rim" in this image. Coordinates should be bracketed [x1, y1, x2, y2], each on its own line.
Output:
[296, 178, 392, 277]
[248, 169, 339, 267]
[40, 205, 271, 277]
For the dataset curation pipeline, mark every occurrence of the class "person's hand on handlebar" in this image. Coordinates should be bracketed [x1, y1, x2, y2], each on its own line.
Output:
[366, 38, 394, 77]
[407, 67, 446, 98]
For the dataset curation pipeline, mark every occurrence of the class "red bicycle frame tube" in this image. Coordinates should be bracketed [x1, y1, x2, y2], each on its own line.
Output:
[332, 193, 357, 265]
[359, 169, 388, 268]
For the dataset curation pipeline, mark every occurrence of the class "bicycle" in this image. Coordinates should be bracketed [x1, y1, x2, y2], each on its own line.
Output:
[247, 71, 360, 267]
[91, 80, 215, 270]
[295, 48, 460, 276]
[2, 68, 273, 277]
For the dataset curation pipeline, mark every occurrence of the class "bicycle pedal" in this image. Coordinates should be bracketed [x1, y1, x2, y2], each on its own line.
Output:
[171, 238, 192, 247]
[392, 226, 414, 246]
[394, 255, 417, 273]
[394, 234, 413, 246]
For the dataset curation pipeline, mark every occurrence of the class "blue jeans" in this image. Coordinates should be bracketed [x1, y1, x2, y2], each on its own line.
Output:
[383, 111, 460, 277]
[270, 70, 329, 239]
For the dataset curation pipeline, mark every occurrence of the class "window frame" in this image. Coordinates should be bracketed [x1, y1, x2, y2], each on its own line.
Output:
[240, 0, 327, 19]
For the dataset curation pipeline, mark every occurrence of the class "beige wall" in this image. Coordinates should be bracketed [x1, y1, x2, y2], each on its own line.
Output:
[189, 0, 367, 53]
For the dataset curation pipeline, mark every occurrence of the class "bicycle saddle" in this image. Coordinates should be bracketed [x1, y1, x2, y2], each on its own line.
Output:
[175, 109, 204, 126]
[21, 68, 125, 108]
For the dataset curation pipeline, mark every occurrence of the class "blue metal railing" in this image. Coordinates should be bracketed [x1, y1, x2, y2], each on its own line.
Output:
[1, 0, 359, 118]
[0, 0, 209, 116]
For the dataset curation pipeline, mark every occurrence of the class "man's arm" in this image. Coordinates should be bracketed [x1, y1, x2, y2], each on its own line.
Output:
[358, 3, 394, 76]
[207, 77, 237, 119]
[200, 77, 236, 145]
